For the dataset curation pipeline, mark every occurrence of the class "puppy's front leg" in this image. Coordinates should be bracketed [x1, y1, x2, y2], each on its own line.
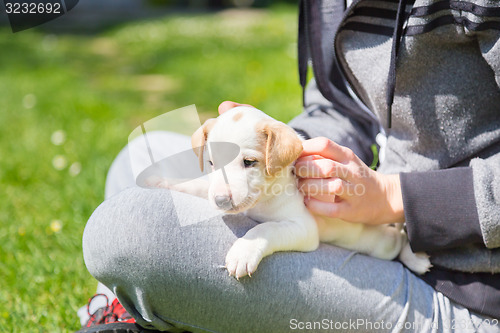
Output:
[225, 219, 319, 279]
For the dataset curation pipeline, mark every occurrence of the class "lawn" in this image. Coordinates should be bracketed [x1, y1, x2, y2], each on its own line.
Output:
[0, 4, 301, 332]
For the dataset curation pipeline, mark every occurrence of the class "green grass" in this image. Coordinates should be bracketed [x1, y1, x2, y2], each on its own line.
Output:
[0, 5, 301, 332]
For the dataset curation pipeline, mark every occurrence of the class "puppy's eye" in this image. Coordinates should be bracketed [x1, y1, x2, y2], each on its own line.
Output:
[208, 160, 214, 166]
[243, 159, 257, 168]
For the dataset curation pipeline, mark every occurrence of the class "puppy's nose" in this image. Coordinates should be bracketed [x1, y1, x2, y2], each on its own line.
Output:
[214, 195, 233, 210]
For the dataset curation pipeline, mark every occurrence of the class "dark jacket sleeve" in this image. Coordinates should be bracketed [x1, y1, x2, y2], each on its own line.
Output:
[402, 151, 500, 252]
[401, 167, 483, 252]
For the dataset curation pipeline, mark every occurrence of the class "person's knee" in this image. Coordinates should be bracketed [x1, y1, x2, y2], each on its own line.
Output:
[82, 187, 177, 284]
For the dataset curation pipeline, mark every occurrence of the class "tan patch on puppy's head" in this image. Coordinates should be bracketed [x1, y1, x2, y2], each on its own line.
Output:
[191, 118, 217, 171]
[232, 111, 243, 122]
[256, 120, 303, 176]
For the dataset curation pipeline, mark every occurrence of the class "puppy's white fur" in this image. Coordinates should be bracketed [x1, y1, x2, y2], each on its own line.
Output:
[152, 107, 431, 278]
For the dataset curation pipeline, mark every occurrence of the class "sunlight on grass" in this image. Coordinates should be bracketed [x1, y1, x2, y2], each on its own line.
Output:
[0, 4, 300, 332]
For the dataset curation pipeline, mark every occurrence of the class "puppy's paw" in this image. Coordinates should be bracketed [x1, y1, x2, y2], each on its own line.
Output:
[225, 238, 265, 280]
[405, 252, 432, 275]
[399, 243, 432, 275]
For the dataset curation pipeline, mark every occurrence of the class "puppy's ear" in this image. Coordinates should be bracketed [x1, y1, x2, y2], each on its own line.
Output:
[192, 118, 217, 172]
[258, 120, 303, 176]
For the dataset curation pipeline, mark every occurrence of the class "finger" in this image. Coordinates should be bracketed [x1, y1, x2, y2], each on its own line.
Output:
[218, 101, 254, 115]
[307, 193, 341, 203]
[295, 159, 336, 178]
[300, 137, 355, 162]
[295, 159, 354, 180]
[304, 197, 350, 219]
[298, 178, 354, 199]
[295, 155, 324, 163]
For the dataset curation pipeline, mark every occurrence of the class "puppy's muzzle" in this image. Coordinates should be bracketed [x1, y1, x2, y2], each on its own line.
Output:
[214, 195, 233, 210]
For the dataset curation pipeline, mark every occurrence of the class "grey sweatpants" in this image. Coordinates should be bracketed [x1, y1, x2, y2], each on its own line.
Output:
[82, 131, 499, 333]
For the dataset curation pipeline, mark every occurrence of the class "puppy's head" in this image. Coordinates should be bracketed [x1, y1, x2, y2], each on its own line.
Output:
[191, 107, 302, 214]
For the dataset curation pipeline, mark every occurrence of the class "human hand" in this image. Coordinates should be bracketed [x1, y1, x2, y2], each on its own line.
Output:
[218, 101, 254, 115]
[295, 137, 404, 225]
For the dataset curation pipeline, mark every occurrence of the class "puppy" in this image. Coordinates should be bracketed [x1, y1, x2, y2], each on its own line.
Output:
[151, 106, 431, 278]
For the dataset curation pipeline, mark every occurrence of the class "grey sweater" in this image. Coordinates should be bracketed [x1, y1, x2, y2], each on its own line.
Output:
[292, 0, 500, 272]
[336, 0, 500, 273]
